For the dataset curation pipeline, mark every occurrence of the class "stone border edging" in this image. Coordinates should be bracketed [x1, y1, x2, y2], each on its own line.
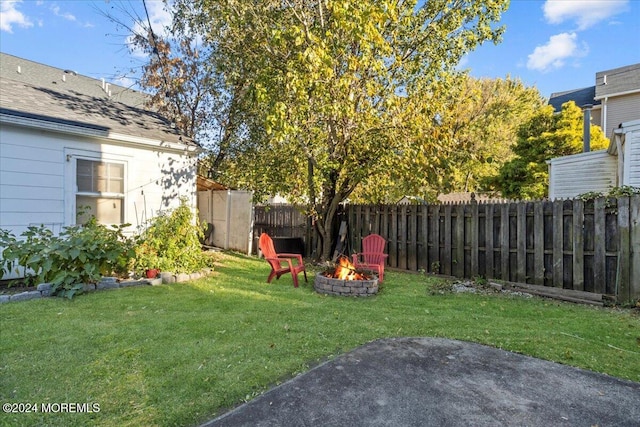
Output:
[0, 269, 213, 304]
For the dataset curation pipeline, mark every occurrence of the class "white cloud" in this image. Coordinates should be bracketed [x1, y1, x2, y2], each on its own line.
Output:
[543, 0, 628, 30]
[527, 32, 587, 72]
[50, 4, 76, 22]
[0, 0, 33, 33]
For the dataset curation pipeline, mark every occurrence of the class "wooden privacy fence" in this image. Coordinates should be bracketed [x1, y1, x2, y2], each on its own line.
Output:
[346, 196, 640, 303]
[253, 204, 311, 255]
[254, 204, 307, 238]
[252, 197, 639, 303]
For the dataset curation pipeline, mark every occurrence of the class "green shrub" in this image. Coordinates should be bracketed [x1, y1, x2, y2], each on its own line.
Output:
[578, 185, 640, 201]
[133, 197, 213, 274]
[0, 219, 135, 298]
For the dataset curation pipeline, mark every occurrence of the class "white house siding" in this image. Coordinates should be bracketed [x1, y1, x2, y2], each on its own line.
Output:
[0, 123, 197, 238]
[548, 150, 618, 200]
[623, 126, 640, 186]
[602, 93, 640, 138]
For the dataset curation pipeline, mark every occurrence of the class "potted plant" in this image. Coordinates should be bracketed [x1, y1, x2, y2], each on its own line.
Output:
[134, 243, 160, 279]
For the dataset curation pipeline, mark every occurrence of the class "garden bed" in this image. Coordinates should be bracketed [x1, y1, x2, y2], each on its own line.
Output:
[0, 269, 213, 303]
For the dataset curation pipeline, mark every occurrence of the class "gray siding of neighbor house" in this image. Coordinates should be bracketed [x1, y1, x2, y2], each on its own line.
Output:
[591, 107, 602, 128]
[603, 93, 640, 138]
[548, 150, 617, 200]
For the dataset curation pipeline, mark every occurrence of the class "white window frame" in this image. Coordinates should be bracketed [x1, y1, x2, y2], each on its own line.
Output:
[64, 148, 129, 226]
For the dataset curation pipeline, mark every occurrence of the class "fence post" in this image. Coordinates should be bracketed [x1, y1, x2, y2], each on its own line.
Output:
[552, 200, 564, 287]
[430, 205, 441, 274]
[398, 204, 408, 270]
[408, 205, 418, 271]
[516, 202, 526, 283]
[534, 201, 544, 285]
[630, 195, 640, 302]
[444, 204, 452, 276]
[485, 204, 494, 279]
[470, 199, 479, 278]
[500, 203, 509, 281]
[573, 199, 585, 291]
[390, 205, 398, 268]
[421, 204, 429, 272]
[593, 198, 606, 293]
[617, 197, 631, 303]
[454, 204, 464, 277]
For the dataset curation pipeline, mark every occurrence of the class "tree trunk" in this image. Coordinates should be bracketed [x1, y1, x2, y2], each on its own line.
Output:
[314, 177, 349, 262]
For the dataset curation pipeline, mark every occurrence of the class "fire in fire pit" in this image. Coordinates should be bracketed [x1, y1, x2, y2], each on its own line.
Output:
[324, 256, 373, 281]
[315, 256, 378, 296]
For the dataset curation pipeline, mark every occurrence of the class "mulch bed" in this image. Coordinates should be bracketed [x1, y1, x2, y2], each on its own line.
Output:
[0, 280, 36, 295]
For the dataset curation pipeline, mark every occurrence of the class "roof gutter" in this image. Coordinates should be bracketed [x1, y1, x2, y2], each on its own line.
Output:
[594, 88, 640, 101]
[0, 112, 199, 155]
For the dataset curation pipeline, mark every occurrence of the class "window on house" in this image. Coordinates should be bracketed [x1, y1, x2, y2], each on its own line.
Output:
[76, 159, 124, 224]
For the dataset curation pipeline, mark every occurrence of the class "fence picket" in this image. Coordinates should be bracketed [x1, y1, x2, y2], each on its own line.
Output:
[553, 200, 564, 287]
[631, 196, 640, 301]
[534, 202, 544, 286]
[593, 198, 606, 293]
[409, 206, 418, 271]
[501, 204, 509, 281]
[573, 199, 585, 291]
[517, 203, 526, 283]
[470, 201, 479, 277]
[444, 205, 452, 276]
[431, 205, 440, 274]
[485, 204, 495, 279]
[454, 204, 465, 277]
[617, 197, 631, 301]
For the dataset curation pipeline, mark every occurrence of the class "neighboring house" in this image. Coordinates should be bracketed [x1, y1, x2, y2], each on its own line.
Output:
[0, 52, 200, 239]
[549, 63, 640, 137]
[595, 63, 640, 138]
[547, 63, 640, 200]
[549, 86, 602, 127]
[548, 120, 640, 199]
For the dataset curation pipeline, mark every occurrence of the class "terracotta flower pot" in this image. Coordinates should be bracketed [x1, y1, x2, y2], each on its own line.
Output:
[145, 269, 159, 279]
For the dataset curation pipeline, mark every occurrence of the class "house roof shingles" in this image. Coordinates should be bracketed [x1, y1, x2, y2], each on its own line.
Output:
[548, 86, 599, 112]
[0, 52, 195, 147]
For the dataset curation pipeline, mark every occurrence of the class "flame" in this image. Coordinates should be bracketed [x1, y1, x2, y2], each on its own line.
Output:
[324, 256, 370, 280]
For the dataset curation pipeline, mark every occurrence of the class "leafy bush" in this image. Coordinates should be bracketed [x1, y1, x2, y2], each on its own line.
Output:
[133, 197, 213, 274]
[578, 185, 640, 201]
[0, 219, 135, 298]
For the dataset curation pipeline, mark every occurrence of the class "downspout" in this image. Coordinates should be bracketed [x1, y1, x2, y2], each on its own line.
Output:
[582, 104, 592, 152]
[602, 97, 608, 137]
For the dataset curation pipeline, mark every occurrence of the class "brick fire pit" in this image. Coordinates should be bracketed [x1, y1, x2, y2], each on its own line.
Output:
[314, 273, 379, 296]
[314, 256, 379, 296]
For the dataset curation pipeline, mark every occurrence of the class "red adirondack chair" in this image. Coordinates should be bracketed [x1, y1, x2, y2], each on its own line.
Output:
[259, 233, 307, 288]
[352, 234, 388, 283]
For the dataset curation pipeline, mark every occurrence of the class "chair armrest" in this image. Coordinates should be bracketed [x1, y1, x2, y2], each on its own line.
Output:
[353, 252, 388, 258]
[276, 253, 304, 264]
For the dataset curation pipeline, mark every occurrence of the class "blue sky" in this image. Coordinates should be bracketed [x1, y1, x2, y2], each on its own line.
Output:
[1, 0, 639, 98]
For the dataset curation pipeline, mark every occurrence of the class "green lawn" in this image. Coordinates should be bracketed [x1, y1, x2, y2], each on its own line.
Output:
[1, 252, 638, 427]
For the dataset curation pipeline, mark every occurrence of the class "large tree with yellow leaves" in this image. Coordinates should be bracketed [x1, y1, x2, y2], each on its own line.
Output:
[153, 0, 510, 260]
